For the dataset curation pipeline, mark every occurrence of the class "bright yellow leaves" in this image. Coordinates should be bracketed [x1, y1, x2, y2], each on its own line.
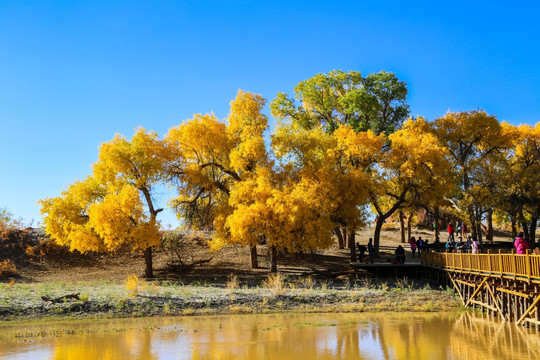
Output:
[227, 90, 269, 172]
[39, 176, 106, 253]
[87, 185, 160, 251]
[40, 128, 167, 276]
[386, 117, 449, 180]
[217, 165, 336, 253]
[93, 127, 168, 189]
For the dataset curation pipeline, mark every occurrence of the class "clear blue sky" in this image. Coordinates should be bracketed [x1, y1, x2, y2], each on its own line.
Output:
[1, 1, 539, 228]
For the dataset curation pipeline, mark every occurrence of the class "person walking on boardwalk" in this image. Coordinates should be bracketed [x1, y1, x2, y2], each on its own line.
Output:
[356, 242, 367, 263]
[395, 245, 405, 264]
[409, 236, 417, 258]
[447, 223, 455, 241]
[367, 238, 375, 263]
[471, 236, 480, 254]
[514, 232, 530, 255]
[433, 237, 442, 252]
[416, 237, 424, 256]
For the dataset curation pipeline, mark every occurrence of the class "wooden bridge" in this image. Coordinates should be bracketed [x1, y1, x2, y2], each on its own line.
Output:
[422, 250, 540, 331]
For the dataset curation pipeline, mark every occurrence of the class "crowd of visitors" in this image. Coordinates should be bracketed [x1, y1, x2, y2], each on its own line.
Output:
[353, 221, 536, 265]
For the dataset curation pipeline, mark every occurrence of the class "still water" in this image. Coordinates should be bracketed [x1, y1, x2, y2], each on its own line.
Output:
[0, 312, 539, 359]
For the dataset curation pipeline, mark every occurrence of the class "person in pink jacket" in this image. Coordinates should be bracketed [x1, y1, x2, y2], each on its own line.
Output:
[409, 236, 417, 258]
[514, 232, 531, 255]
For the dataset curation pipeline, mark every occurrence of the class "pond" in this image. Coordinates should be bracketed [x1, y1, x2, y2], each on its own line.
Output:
[0, 312, 538, 359]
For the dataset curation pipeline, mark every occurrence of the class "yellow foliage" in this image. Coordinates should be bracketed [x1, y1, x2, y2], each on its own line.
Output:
[0, 259, 16, 278]
[40, 127, 166, 276]
[125, 275, 145, 297]
[227, 90, 269, 172]
[39, 176, 106, 252]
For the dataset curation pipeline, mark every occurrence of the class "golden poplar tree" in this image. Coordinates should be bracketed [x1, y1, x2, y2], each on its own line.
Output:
[366, 117, 452, 253]
[432, 110, 513, 244]
[40, 128, 167, 277]
[165, 90, 269, 268]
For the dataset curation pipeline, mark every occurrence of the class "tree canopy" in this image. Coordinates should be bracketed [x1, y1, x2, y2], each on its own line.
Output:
[40, 128, 167, 277]
[39, 69, 540, 273]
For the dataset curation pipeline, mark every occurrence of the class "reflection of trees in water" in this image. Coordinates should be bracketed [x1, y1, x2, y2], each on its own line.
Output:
[184, 314, 363, 360]
[52, 330, 156, 360]
[450, 312, 540, 360]
[5, 313, 539, 360]
[372, 313, 454, 360]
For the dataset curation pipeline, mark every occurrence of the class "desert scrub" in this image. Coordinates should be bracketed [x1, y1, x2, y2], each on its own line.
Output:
[262, 273, 285, 296]
[125, 275, 146, 297]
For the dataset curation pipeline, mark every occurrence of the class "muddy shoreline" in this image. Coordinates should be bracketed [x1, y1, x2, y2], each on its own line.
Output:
[0, 280, 460, 323]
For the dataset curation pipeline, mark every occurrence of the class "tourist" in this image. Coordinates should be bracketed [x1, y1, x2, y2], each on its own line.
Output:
[433, 237, 443, 252]
[462, 222, 467, 239]
[367, 238, 375, 263]
[465, 237, 472, 253]
[471, 236, 480, 254]
[395, 245, 406, 264]
[423, 238, 430, 252]
[409, 236, 417, 258]
[456, 237, 465, 253]
[356, 242, 367, 263]
[417, 237, 424, 256]
[514, 232, 530, 255]
[445, 238, 456, 252]
[447, 223, 455, 241]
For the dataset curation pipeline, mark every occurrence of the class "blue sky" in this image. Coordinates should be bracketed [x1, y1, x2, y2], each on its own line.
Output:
[1, 1, 539, 228]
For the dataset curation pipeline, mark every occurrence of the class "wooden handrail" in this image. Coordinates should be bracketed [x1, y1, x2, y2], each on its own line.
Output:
[423, 251, 540, 282]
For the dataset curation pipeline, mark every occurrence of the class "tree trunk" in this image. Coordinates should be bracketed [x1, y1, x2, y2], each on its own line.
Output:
[518, 209, 530, 241]
[144, 247, 153, 278]
[475, 207, 483, 245]
[511, 213, 517, 238]
[434, 207, 440, 240]
[334, 228, 345, 249]
[348, 230, 356, 262]
[399, 211, 406, 243]
[469, 206, 477, 240]
[407, 213, 412, 243]
[486, 208, 493, 241]
[250, 245, 258, 269]
[371, 189, 407, 255]
[270, 246, 277, 273]
[529, 216, 537, 248]
[373, 218, 384, 256]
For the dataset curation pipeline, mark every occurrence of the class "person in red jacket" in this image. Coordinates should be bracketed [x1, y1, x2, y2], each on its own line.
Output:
[447, 223, 455, 241]
[514, 232, 531, 255]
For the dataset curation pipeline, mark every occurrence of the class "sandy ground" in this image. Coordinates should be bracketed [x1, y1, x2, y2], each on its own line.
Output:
[5, 225, 513, 284]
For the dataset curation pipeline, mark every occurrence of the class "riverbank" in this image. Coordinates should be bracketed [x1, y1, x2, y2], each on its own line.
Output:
[0, 276, 460, 322]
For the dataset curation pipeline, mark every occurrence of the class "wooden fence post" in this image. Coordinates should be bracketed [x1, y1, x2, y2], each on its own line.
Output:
[498, 249, 503, 278]
[488, 250, 492, 276]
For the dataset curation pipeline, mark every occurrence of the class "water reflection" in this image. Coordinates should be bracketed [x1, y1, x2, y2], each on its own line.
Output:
[0, 312, 538, 360]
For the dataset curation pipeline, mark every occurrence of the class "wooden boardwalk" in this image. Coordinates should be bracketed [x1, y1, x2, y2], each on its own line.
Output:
[422, 250, 540, 331]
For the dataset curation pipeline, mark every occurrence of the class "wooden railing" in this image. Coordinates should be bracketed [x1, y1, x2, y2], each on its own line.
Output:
[421, 250, 540, 284]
